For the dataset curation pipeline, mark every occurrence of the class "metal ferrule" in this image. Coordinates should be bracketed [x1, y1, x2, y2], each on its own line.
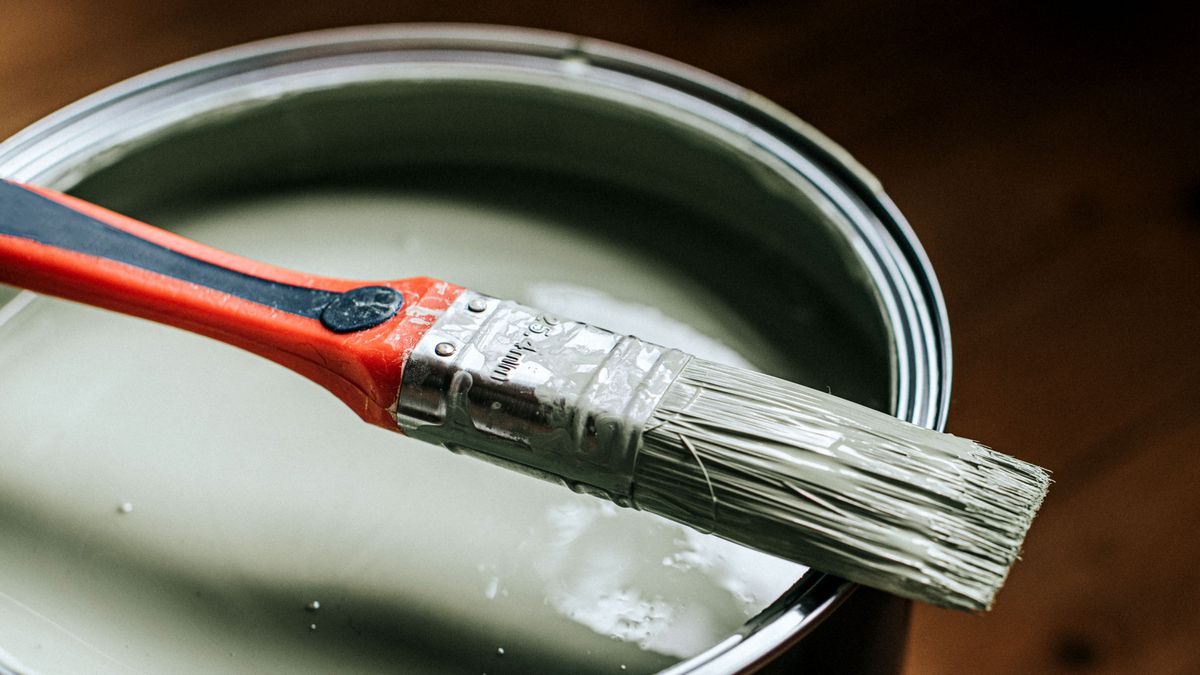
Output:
[395, 291, 691, 503]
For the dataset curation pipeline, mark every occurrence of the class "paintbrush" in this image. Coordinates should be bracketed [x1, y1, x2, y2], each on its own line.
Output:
[0, 180, 1049, 612]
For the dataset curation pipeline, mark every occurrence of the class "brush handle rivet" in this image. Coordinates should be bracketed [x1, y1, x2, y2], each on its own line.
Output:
[434, 342, 457, 357]
[528, 322, 547, 334]
[467, 297, 489, 312]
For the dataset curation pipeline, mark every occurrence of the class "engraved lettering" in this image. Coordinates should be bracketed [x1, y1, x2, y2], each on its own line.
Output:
[489, 320, 553, 382]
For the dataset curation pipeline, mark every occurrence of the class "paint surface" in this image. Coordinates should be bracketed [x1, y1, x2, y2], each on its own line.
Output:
[0, 189, 804, 674]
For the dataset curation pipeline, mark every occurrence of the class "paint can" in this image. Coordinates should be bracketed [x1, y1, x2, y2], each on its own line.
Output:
[0, 25, 950, 674]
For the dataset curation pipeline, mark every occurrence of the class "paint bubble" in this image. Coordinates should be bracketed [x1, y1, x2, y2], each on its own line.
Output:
[305, 600, 320, 611]
[117, 502, 133, 514]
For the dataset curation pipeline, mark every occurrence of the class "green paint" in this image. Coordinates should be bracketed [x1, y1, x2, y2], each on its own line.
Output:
[0, 68, 896, 673]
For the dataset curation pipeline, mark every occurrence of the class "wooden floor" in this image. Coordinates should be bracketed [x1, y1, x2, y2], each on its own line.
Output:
[3, 2, 1198, 673]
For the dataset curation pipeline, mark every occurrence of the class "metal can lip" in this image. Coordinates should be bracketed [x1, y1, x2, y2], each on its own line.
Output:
[0, 24, 952, 674]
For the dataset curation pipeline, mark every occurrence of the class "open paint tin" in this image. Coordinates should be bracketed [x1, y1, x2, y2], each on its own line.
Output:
[0, 25, 950, 674]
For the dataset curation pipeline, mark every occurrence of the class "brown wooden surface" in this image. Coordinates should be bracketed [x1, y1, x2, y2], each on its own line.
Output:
[4, 2, 1198, 673]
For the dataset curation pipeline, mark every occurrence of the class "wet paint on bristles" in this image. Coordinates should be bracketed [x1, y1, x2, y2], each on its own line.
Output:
[632, 358, 1051, 611]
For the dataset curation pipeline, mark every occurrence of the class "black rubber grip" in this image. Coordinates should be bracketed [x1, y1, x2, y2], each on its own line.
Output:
[0, 181, 402, 332]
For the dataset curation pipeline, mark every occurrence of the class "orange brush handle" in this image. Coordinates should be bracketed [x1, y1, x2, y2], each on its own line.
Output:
[0, 181, 463, 430]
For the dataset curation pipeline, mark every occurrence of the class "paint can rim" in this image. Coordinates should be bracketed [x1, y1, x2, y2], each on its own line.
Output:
[0, 24, 952, 674]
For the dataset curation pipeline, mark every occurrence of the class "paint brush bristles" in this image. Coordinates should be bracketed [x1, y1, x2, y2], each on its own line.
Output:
[632, 358, 1050, 611]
